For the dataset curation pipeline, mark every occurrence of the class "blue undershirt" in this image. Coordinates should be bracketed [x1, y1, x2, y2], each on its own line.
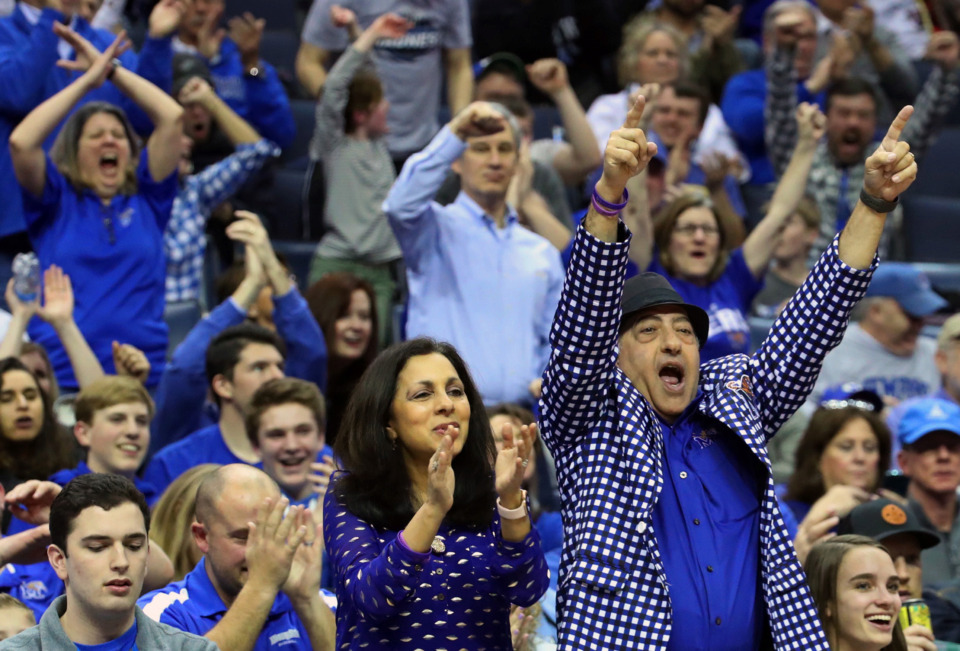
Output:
[74, 619, 138, 651]
[652, 394, 768, 650]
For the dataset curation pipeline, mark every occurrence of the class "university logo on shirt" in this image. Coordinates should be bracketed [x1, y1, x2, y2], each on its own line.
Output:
[20, 579, 49, 601]
[268, 628, 301, 646]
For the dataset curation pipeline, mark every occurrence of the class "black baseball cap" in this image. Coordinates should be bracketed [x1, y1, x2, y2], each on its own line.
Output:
[838, 498, 940, 550]
[621, 273, 710, 349]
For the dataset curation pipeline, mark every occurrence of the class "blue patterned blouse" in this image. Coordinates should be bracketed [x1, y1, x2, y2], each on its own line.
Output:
[323, 478, 549, 650]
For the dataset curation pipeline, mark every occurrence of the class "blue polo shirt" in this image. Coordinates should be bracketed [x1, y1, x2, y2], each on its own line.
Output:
[22, 148, 177, 390]
[652, 395, 767, 650]
[137, 558, 311, 649]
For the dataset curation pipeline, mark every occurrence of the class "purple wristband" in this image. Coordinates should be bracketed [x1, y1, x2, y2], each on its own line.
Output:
[591, 196, 622, 217]
[592, 187, 629, 211]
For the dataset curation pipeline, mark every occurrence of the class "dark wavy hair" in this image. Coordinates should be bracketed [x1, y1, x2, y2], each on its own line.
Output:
[333, 338, 496, 531]
[0, 358, 75, 480]
[785, 406, 892, 504]
[305, 272, 378, 444]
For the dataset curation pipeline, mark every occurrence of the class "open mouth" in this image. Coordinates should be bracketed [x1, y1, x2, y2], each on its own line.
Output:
[118, 443, 141, 455]
[658, 363, 685, 393]
[865, 614, 893, 630]
[99, 153, 119, 173]
[278, 456, 308, 468]
[15, 417, 33, 429]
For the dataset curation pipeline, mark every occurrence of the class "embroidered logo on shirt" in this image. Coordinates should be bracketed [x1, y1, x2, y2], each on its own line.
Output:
[268, 628, 301, 646]
[692, 429, 714, 449]
[118, 207, 134, 228]
[20, 580, 48, 601]
[725, 375, 753, 397]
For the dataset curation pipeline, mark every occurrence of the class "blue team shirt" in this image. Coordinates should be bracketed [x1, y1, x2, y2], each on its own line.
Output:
[22, 149, 177, 390]
[75, 620, 138, 651]
[650, 248, 764, 362]
[50, 462, 160, 507]
[137, 558, 311, 649]
[652, 394, 767, 650]
[142, 425, 241, 496]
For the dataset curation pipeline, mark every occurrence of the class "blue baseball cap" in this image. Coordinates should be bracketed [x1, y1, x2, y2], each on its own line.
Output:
[897, 398, 960, 447]
[866, 263, 947, 318]
[819, 382, 884, 413]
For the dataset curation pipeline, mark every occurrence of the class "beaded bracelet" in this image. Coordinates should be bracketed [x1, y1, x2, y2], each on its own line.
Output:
[591, 187, 629, 217]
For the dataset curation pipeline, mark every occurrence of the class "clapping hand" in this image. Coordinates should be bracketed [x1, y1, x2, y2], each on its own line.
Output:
[494, 422, 537, 502]
[863, 106, 918, 201]
[282, 508, 324, 602]
[426, 426, 457, 514]
[368, 12, 413, 39]
[196, 4, 226, 60]
[330, 5, 357, 29]
[244, 497, 308, 592]
[228, 12, 265, 69]
[148, 0, 187, 39]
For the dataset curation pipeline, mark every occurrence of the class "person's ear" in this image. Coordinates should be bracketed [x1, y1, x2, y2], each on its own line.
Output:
[74, 420, 91, 447]
[192, 521, 210, 554]
[212, 374, 233, 402]
[936, 349, 949, 376]
[451, 159, 462, 176]
[48, 544, 68, 582]
[385, 424, 398, 445]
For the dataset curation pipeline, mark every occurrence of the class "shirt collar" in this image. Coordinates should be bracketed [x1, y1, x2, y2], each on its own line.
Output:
[453, 191, 519, 228]
[188, 557, 293, 618]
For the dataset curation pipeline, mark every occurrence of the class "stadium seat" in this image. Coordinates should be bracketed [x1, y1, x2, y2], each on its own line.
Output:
[902, 194, 960, 262]
[272, 240, 317, 293]
[532, 104, 561, 141]
[224, 0, 298, 31]
[279, 99, 316, 170]
[911, 127, 960, 198]
[271, 169, 309, 240]
[915, 262, 960, 293]
[164, 300, 202, 360]
[260, 29, 302, 96]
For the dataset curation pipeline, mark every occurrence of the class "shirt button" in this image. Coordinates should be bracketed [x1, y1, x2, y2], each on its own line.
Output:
[693, 519, 700, 526]
[414, 565, 422, 572]
[707, 565, 714, 573]
[437, 594, 446, 601]
[436, 568, 443, 575]
[715, 617, 722, 625]
[679, 471, 688, 479]
[637, 521, 647, 534]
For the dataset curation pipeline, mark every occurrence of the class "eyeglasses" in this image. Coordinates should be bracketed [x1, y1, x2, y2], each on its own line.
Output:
[673, 224, 720, 237]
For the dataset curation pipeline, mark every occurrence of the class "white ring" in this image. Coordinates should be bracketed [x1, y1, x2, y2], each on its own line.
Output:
[521, 459, 529, 468]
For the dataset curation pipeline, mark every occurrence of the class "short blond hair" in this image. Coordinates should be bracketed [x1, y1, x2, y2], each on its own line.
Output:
[74, 376, 155, 425]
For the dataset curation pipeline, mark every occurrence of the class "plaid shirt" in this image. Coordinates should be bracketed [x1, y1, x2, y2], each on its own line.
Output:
[163, 139, 280, 302]
[539, 222, 876, 650]
[765, 46, 958, 266]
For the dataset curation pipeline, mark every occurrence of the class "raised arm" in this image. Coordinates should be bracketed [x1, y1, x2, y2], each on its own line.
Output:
[902, 32, 960, 160]
[742, 103, 824, 276]
[539, 97, 657, 453]
[0, 279, 38, 360]
[34, 266, 105, 388]
[526, 58, 602, 185]
[444, 48, 473, 115]
[8, 29, 127, 197]
[310, 13, 411, 159]
[180, 77, 258, 145]
[57, 26, 183, 182]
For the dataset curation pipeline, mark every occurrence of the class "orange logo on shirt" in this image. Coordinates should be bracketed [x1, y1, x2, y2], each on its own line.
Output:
[881, 504, 908, 526]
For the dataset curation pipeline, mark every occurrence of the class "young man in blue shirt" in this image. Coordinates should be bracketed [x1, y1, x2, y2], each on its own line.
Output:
[144, 322, 286, 496]
[0, 474, 215, 650]
[138, 464, 335, 650]
[245, 377, 333, 512]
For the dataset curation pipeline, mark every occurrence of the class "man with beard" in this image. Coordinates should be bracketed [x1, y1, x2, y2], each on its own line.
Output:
[766, 20, 960, 263]
[138, 464, 335, 650]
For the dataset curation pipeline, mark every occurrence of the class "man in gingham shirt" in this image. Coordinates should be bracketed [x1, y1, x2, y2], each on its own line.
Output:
[539, 91, 920, 649]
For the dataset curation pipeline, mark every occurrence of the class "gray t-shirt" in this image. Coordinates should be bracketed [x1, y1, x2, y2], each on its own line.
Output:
[302, 0, 472, 156]
[806, 323, 940, 408]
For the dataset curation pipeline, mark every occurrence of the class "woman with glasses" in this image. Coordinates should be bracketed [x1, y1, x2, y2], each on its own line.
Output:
[628, 102, 825, 362]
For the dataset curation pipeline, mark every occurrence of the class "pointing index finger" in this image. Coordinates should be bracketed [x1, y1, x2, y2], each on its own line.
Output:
[881, 105, 914, 151]
[622, 94, 646, 129]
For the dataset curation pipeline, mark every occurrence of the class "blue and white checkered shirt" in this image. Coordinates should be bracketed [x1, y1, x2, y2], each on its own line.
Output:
[163, 139, 280, 302]
[540, 220, 876, 649]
